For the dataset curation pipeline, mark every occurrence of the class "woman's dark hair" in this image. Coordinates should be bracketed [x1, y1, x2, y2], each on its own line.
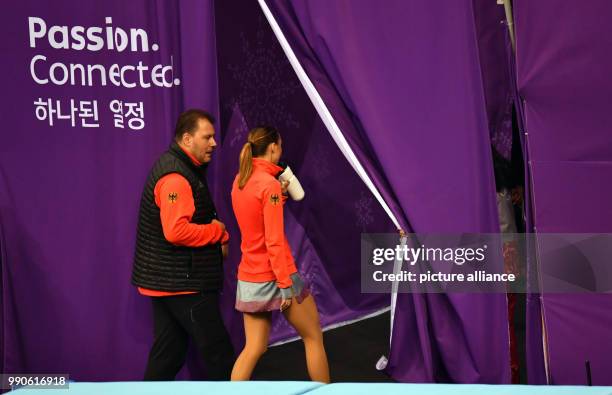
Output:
[238, 126, 280, 189]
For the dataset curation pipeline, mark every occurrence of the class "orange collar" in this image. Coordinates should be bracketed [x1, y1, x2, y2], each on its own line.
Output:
[178, 144, 202, 166]
[252, 158, 283, 176]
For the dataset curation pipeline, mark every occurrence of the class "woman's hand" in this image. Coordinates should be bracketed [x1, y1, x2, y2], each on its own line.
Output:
[280, 298, 292, 312]
[280, 180, 290, 195]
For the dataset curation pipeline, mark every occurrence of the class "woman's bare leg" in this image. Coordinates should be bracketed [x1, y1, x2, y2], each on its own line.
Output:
[283, 295, 330, 383]
[231, 312, 271, 381]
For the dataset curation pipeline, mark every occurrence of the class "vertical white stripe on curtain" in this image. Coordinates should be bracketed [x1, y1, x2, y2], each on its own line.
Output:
[258, 0, 407, 362]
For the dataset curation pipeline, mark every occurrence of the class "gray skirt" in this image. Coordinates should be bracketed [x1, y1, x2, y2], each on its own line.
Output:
[235, 272, 310, 313]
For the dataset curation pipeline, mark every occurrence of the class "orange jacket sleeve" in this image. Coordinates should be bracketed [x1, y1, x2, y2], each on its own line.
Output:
[262, 180, 293, 289]
[154, 173, 225, 247]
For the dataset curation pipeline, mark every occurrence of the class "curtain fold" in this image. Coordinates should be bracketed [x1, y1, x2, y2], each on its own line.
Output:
[503, 10, 547, 384]
[514, 0, 612, 385]
[266, 0, 510, 383]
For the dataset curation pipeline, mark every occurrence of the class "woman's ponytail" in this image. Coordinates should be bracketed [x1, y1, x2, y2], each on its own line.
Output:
[237, 126, 280, 189]
[238, 142, 253, 189]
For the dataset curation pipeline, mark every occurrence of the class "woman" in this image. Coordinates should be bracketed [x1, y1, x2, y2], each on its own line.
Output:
[230, 126, 329, 382]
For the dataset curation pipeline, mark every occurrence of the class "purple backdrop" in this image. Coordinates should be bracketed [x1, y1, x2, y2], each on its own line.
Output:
[515, 0, 612, 385]
[0, 0, 219, 380]
[7, 0, 609, 385]
[266, 0, 510, 383]
[0, 0, 393, 380]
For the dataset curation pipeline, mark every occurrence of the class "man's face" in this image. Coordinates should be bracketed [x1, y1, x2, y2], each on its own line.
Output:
[184, 118, 216, 163]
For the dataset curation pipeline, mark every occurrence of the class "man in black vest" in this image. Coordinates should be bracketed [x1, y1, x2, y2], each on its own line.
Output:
[132, 109, 235, 380]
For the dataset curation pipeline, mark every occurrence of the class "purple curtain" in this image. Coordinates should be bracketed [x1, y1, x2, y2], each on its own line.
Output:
[515, 0, 612, 385]
[0, 212, 5, 375]
[475, 5, 549, 384]
[0, 0, 219, 380]
[473, 0, 514, 160]
[266, 0, 510, 383]
[503, 9, 547, 384]
[212, 0, 393, 347]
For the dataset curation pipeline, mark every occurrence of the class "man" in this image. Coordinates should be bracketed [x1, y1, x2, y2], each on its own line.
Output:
[132, 109, 235, 380]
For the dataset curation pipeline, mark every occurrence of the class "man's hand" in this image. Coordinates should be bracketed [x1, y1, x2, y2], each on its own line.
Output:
[211, 219, 226, 233]
[222, 243, 229, 258]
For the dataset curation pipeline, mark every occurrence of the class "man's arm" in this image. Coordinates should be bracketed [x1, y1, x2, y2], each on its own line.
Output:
[154, 173, 225, 247]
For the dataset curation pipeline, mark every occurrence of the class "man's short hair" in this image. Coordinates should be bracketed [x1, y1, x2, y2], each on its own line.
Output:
[174, 109, 216, 141]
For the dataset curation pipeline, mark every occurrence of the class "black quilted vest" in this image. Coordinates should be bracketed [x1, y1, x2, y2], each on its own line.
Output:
[131, 142, 222, 292]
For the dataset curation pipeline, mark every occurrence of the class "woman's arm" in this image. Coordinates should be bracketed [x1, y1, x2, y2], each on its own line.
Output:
[262, 180, 293, 290]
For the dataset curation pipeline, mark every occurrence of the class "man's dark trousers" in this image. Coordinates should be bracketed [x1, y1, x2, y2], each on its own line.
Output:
[144, 292, 235, 380]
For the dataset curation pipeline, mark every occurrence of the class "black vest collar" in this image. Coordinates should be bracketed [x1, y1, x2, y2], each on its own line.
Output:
[168, 141, 208, 177]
